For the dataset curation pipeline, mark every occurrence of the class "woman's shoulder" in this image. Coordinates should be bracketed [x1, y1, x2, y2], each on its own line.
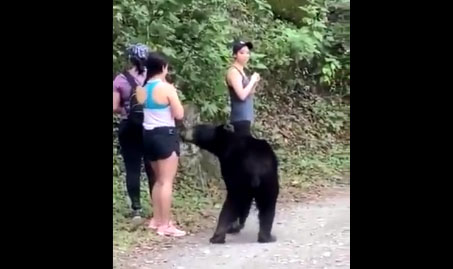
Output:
[228, 66, 248, 76]
[148, 80, 176, 94]
[116, 70, 145, 84]
[113, 73, 129, 92]
[113, 72, 126, 83]
[114, 72, 142, 86]
[227, 66, 238, 74]
[227, 66, 243, 78]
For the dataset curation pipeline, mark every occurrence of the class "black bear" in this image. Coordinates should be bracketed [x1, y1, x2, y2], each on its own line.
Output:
[180, 123, 279, 244]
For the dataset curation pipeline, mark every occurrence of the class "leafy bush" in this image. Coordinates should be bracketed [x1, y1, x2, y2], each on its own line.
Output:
[113, 0, 350, 119]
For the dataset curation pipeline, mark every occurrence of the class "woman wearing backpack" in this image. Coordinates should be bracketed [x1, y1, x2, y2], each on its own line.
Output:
[113, 44, 154, 220]
[137, 52, 186, 237]
[225, 40, 261, 136]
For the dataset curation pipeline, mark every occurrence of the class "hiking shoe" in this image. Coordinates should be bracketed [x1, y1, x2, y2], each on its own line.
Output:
[131, 209, 143, 225]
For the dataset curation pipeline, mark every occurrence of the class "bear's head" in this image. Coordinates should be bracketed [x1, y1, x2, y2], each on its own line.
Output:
[180, 123, 236, 156]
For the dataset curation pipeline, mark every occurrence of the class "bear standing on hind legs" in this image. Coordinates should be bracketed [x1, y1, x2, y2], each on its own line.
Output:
[180, 123, 279, 244]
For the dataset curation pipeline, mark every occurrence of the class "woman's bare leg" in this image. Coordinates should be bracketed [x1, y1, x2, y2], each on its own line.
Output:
[150, 161, 162, 225]
[155, 152, 179, 225]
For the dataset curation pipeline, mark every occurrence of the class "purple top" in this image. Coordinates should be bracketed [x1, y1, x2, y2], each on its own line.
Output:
[113, 69, 146, 118]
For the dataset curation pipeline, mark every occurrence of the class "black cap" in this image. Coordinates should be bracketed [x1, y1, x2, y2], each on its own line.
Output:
[232, 40, 253, 54]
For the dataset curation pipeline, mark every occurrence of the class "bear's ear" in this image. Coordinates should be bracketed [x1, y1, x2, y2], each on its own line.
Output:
[223, 123, 235, 133]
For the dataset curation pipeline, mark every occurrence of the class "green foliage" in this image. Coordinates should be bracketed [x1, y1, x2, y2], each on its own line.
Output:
[267, 0, 309, 25]
[113, 0, 350, 119]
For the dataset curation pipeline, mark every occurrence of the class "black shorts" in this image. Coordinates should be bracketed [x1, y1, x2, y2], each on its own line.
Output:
[143, 127, 180, 161]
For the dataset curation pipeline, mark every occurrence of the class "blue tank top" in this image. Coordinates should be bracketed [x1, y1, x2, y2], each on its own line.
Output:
[142, 79, 174, 130]
[144, 80, 168, 109]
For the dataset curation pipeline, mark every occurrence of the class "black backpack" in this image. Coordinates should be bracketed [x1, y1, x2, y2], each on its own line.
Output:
[122, 71, 144, 126]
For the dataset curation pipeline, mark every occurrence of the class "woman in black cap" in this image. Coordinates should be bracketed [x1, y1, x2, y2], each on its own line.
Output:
[225, 40, 261, 136]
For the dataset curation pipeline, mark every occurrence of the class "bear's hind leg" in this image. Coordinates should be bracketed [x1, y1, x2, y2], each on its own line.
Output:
[255, 190, 278, 243]
[210, 196, 239, 244]
[227, 195, 253, 234]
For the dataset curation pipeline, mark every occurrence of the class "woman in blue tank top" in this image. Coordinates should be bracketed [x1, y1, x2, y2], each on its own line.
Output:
[137, 52, 186, 237]
[226, 40, 261, 136]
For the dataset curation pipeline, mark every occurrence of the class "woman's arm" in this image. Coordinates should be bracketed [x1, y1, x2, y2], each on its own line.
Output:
[113, 83, 122, 113]
[227, 68, 258, 101]
[166, 84, 184, 120]
[250, 80, 259, 95]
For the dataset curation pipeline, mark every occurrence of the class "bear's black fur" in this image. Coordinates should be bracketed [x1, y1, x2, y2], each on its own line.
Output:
[181, 123, 279, 244]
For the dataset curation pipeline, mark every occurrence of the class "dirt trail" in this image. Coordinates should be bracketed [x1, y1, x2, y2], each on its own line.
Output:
[116, 187, 350, 269]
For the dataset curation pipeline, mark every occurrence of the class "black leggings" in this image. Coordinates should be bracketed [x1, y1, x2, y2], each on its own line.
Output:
[118, 119, 155, 211]
[231, 120, 251, 137]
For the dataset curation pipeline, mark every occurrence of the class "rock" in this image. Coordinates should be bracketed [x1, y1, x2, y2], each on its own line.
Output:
[179, 103, 222, 186]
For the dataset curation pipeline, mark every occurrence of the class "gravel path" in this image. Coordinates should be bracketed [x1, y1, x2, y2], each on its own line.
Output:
[117, 187, 350, 269]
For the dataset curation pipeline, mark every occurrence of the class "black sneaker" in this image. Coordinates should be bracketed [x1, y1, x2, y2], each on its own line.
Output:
[131, 209, 146, 227]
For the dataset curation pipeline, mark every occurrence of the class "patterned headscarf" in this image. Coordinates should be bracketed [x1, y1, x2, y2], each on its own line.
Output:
[126, 43, 149, 61]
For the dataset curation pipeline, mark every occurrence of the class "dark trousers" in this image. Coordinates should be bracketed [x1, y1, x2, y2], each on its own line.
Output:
[231, 120, 251, 137]
[118, 119, 155, 211]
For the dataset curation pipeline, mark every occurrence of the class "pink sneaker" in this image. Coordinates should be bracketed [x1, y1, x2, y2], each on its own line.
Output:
[156, 222, 186, 237]
[148, 218, 159, 229]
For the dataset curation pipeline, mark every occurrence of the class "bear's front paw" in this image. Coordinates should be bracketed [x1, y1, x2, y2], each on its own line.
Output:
[209, 234, 226, 244]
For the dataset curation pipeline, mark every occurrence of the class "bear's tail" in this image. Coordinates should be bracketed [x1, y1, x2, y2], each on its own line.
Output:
[251, 175, 260, 188]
